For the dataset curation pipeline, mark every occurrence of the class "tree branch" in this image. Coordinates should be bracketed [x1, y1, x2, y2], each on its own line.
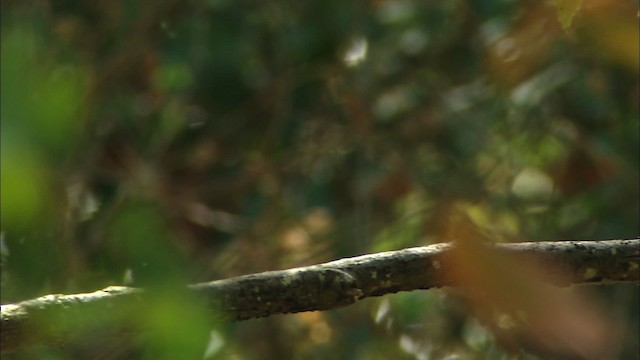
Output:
[2, 239, 638, 353]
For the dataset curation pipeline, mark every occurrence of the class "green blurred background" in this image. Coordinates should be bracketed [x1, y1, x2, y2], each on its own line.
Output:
[1, 0, 638, 359]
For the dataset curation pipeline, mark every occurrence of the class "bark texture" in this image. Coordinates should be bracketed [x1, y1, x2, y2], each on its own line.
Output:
[2, 239, 639, 353]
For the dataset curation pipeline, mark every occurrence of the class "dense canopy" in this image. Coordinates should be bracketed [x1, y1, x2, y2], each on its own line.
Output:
[1, 0, 638, 359]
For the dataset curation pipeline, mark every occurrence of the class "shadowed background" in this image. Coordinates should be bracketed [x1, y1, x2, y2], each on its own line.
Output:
[1, 0, 638, 359]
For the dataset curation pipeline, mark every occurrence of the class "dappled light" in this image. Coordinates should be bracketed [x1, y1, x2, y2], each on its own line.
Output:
[1, 0, 638, 359]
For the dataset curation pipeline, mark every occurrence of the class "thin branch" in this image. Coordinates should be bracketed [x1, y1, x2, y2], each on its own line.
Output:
[2, 239, 638, 353]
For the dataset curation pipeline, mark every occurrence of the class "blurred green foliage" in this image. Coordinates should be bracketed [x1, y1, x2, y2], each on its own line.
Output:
[1, 0, 637, 359]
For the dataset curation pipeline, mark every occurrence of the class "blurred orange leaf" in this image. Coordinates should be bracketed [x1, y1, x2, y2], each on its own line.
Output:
[438, 203, 620, 359]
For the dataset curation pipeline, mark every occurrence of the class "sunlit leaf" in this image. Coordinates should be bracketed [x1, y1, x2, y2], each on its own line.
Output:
[554, 0, 584, 31]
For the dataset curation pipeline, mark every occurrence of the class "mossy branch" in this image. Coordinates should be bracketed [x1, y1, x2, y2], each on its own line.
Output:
[2, 239, 638, 353]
